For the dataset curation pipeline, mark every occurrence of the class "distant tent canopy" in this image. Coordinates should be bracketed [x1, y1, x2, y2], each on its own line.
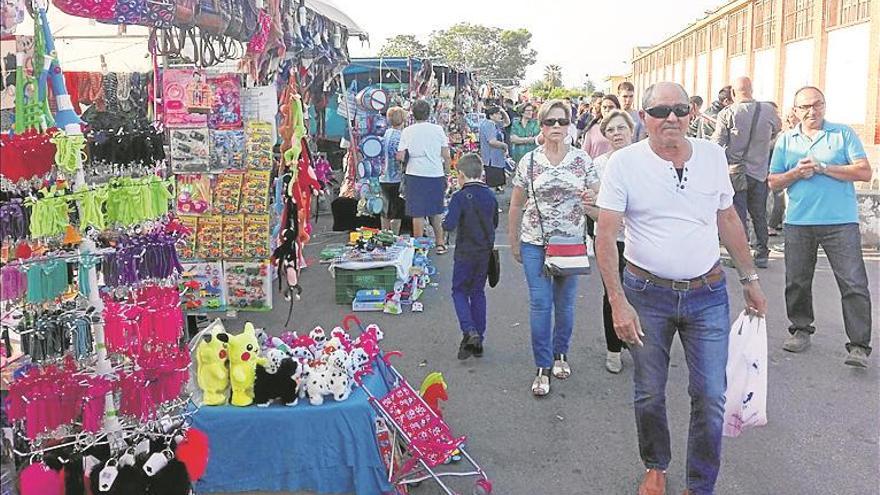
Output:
[342, 58, 472, 89]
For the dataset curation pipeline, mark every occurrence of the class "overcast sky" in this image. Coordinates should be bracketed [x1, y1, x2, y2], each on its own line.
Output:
[334, 0, 724, 87]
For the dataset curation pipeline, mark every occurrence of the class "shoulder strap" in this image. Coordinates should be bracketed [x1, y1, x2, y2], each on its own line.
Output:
[528, 151, 547, 243]
[465, 190, 492, 244]
[736, 102, 762, 163]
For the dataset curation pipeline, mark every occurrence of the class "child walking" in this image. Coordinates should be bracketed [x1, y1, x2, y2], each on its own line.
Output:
[442, 153, 499, 359]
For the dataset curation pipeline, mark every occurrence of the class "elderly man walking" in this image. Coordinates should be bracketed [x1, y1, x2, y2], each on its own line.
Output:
[712, 76, 782, 268]
[767, 86, 874, 367]
[595, 82, 767, 495]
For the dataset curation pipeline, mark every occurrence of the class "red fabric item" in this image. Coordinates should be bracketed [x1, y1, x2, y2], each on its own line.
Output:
[545, 243, 587, 257]
[15, 241, 32, 259]
[64, 72, 83, 114]
[175, 427, 210, 481]
[0, 129, 57, 181]
[19, 463, 64, 495]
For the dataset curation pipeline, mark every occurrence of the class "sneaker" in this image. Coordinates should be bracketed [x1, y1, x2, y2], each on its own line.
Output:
[457, 335, 473, 360]
[466, 332, 483, 358]
[605, 351, 622, 374]
[782, 330, 812, 353]
[754, 257, 769, 269]
[844, 347, 869, 368]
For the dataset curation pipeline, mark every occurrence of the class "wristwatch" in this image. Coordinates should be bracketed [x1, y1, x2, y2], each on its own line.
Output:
[739, 273, 760, 284]
[818, 162, 829, 174]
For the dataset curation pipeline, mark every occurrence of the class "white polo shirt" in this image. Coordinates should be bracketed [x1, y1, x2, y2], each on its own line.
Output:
[596, 138, 734, 280]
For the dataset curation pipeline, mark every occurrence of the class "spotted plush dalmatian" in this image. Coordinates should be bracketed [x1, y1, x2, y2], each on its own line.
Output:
[302, 350, 352, 405]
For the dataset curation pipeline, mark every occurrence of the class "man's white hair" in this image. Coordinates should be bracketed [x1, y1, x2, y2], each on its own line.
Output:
[642, 82, 690, 110]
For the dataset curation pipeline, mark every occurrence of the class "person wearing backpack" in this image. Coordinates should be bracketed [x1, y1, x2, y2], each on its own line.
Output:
[442, 154, 498, 360]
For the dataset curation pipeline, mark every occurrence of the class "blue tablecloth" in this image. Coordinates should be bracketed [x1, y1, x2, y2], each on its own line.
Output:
[192, 359, 393, 494]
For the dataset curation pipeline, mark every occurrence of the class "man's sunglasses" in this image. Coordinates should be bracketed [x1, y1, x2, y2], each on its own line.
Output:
[645, 104, 691, 119]
[541, 118, 571, 127]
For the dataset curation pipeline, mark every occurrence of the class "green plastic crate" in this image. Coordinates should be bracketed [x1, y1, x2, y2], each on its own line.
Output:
[334, 266, 398, 304]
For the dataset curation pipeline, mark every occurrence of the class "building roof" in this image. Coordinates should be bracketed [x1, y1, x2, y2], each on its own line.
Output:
[632, 0, 750, 61]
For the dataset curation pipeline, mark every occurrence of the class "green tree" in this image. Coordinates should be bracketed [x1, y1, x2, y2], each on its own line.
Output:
[426, 23, 537, 85]
[377, 35, 430, 58]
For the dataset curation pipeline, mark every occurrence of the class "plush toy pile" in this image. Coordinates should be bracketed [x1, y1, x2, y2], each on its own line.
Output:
[194, 320, 384, 407]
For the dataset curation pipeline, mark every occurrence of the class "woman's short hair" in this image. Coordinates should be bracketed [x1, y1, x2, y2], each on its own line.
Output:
[386, 106, 407, 127]
[599, 110, 635, 136]
[411, 99, 432, 121]
[484, 106, 502, 119]
[536, 99, 572, 123]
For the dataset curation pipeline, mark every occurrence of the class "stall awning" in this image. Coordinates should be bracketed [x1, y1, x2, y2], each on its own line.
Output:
[306, 0, 367, 38]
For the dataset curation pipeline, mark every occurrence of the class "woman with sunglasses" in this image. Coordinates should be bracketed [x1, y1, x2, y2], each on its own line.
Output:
[584, 109, 635, 374]
[509, 99, 600, 397]
[580, 95, 621, 159]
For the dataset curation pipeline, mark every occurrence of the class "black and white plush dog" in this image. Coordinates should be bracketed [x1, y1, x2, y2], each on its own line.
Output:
[254, 348, 299, 406]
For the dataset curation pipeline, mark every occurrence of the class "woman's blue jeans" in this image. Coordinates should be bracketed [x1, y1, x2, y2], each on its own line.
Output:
[623, 267, 730, 495]
[521, 242, 579, 368]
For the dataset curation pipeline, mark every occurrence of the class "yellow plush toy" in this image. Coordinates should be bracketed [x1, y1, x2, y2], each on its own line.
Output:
[196, 324, 230, 406]
[228, 323, 265, 406]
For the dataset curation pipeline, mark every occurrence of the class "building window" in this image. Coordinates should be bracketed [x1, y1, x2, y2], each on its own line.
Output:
[683, 34, 694, 57]
[696, 28, 708, 53]
[783, 0, 814, 42]
[753, 0, 776, 50]
[728, 9, 747, 55]
[710, 19, 725, 48]
[825, 0, 871, 28]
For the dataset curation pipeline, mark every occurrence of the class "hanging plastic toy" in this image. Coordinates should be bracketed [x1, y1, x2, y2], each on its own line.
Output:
[36, 6, 82, 129]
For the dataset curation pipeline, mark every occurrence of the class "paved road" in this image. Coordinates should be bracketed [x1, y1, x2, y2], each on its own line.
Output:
[227, 202, 879, 495]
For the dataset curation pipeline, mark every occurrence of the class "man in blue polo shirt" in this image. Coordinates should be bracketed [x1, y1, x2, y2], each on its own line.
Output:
[768, 86, 873, 368]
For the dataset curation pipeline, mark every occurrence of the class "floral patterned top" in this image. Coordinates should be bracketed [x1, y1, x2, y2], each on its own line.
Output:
[512, 146, 598, 245]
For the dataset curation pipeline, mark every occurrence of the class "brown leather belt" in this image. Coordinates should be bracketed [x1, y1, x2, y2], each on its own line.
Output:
[625, 262, 724, 291]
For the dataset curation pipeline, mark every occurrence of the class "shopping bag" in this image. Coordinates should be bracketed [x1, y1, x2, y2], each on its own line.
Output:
[723, 311, 768, 437]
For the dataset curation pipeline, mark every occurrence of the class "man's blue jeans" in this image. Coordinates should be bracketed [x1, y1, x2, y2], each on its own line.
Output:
[521, 242, 579, 368]
[623, 267, 730, 495]
[451, 256, 489, 338]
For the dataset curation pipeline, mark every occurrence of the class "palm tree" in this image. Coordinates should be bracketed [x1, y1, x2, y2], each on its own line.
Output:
[543, 64, 563, 88]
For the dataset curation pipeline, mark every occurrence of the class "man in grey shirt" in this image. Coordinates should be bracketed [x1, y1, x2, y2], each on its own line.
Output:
[712, 76, 782, 268]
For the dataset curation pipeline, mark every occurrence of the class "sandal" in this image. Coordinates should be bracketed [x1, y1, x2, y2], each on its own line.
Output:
[531, 368, 550, 397]
[435, 245, 448, 255]
[552, 353, 571, 380]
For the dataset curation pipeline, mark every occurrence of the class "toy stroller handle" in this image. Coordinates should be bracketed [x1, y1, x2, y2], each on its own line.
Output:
[341, 314, 363, 332]
[382, 351, 403, 366]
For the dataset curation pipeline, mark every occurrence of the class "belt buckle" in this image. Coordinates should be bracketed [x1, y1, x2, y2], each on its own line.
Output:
[671, 279, 691, 291]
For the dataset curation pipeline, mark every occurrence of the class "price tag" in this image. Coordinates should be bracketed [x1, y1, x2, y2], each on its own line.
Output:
[98, 463, 118, 492]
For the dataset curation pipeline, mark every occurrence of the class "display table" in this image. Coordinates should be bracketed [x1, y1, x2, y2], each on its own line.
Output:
[192, 359, 393, 494]
[329, 245, 415, 281]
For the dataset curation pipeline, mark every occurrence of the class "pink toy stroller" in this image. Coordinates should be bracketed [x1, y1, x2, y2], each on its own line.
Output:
[358, 352, 493, 495]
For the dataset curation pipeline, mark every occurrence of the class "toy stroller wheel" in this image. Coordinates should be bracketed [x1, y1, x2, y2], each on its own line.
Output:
[473, 479, 493, 495]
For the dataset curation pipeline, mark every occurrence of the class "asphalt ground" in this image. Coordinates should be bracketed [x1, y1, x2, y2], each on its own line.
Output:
[218, 194, 879, 495]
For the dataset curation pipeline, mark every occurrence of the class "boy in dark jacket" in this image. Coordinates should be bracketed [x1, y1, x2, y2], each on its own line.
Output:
[442, 153, 499, 359]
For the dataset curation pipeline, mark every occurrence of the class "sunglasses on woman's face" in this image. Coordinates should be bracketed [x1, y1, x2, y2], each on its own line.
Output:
[645, 104, 691, 119]
[541, 118, 571, 127]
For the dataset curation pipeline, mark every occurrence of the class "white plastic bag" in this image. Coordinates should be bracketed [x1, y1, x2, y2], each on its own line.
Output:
[723, 311, 768, 437]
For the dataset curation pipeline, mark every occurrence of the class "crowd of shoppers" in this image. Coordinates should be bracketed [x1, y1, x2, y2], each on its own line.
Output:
[371, 77, 873, 494]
